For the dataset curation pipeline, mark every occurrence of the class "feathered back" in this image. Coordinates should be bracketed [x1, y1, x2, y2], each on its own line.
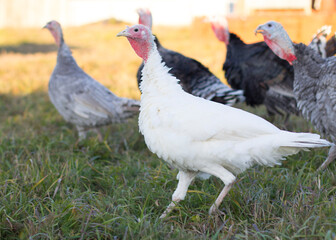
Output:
[292, 43, 334, 138]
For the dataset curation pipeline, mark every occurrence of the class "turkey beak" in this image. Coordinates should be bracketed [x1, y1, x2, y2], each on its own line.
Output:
[116, 29, 130, 37]
[255, 26, 264, 36]
[42, 24, 48, 29]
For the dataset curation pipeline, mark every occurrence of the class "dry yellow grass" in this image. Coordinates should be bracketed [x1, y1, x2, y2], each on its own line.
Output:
[0, 20, 226, 99]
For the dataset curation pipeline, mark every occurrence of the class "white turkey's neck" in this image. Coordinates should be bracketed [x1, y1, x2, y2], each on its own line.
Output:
[139, 46, 183, 96]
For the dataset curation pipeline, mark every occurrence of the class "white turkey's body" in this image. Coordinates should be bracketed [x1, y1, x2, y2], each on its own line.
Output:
[139, 48, 329, 181]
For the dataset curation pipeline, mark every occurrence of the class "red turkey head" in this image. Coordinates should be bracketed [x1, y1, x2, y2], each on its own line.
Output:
[44, 20, 63, 47]
[210, 16, 230, 45]
[255, 21, 297, 65]
[117, 24, 154, 62]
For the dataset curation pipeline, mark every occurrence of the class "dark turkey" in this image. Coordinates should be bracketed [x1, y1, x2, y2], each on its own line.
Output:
[326, 32, 336, 57]
[211, 17, 299, 118]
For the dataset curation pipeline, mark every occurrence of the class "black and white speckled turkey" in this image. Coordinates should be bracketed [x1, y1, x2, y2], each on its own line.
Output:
[256, 21, 336, 170]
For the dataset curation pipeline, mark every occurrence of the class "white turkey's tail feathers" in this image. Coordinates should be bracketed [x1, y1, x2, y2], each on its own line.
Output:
[189, 132, 330, 179]
[244, 132, 332, 170]
[279, 132, 332, 149]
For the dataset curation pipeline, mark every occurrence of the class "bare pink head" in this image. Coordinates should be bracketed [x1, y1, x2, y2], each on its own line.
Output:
[255, 21, 297, 64]
[137, 8, 152, 29]
[210, 16, 230, 45]
[117, 24, 155, 62]
[44, 20, 63, 47]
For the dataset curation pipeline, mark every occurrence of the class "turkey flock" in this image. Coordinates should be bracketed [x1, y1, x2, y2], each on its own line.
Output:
[15, 8, 336, 219]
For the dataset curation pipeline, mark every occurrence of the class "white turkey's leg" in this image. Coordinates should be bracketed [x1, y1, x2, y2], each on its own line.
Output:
[318, 144, 336, 171]
[209, 182, 234, 215]
[200, 165, 236, 215]
[160, 171, 196, 219]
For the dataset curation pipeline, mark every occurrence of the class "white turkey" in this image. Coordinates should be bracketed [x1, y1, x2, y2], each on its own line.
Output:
[117, 24, 332, 217]
[44, 20, 140, 140]
[256, 21, 336, 170]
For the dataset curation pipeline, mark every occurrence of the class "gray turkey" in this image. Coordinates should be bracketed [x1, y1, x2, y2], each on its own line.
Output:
[136, 9, 244, 106]
[44, 20, 139, 140]
[256, 20, 336, 170]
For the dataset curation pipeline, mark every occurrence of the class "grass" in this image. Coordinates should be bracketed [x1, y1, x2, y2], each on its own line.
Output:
[0, 20, 335, 239]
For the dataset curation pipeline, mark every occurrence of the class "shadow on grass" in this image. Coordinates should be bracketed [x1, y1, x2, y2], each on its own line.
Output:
[0, 90, 142, 149]
[0, 42, 79, 54]
[0, 91, 68, 138]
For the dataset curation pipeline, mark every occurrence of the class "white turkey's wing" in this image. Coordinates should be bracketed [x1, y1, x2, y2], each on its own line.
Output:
[155, 90, 280, 142]
[141, 50, 280, 143]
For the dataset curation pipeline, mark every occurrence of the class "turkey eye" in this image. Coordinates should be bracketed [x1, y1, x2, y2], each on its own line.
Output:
[134, 28, 139, 32]
[267, 24, 272, 27]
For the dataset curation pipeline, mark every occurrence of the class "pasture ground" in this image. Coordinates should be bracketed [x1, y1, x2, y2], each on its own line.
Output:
[0, 20, 335, 239]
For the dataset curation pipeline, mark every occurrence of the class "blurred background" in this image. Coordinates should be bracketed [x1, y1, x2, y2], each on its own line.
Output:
[1, 0, 336, 100]
[1, 0, 336, 41]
